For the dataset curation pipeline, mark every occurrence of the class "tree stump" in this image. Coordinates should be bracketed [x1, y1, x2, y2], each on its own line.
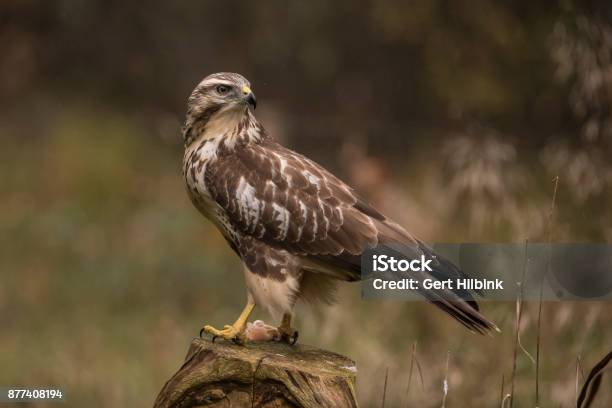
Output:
[154, 338, 358, 408]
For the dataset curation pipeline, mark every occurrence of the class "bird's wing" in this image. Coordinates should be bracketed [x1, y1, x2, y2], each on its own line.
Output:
[206, 139, 383, 258]
[205, 139, 497, 333]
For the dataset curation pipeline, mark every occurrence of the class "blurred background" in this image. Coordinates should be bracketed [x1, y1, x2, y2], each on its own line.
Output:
[1, 1, 611, 406]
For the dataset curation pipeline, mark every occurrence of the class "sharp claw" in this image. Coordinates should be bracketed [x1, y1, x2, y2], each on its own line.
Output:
[291, 331, 299, 345]
[199, 324, 247, 344]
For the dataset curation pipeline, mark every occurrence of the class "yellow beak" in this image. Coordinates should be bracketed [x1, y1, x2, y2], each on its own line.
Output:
[241, 85, 257, 109]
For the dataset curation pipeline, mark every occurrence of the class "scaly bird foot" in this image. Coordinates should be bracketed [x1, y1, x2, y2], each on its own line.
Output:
[200, 324, 247, 345]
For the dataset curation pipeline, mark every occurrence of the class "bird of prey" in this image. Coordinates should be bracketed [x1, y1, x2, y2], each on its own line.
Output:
[182, 72, 497, 344]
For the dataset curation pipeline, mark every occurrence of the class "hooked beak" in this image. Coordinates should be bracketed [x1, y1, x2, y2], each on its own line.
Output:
[241, 85, 257, 109]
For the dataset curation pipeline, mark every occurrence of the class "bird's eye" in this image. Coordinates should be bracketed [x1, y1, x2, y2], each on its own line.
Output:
[216, 85, 230, 94]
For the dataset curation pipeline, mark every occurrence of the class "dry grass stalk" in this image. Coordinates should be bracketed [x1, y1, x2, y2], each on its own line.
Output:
[404, 341, 418, 407]
[381, 366, 389, 408]
[500, 374, 505, 407]
[575, 354, 582, 404]
[534, 284, 544, 408]
[577, 354, 585, 380]
[511, 238, 535, 407]
[415, 352, 424, 390]
[501, 393, 512, 408]
[535, 176, 559, 407]
[577, 349, 612, 408]
[441, 351, 450, 408]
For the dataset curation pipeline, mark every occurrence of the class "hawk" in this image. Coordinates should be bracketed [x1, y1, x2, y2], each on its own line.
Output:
[182, 72, 497, 343]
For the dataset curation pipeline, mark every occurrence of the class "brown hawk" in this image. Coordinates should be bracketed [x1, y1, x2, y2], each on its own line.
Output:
[182, 72, 497, 343]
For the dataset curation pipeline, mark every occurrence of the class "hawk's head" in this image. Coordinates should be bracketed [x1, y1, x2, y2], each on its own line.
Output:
[183, 72, 257, 145]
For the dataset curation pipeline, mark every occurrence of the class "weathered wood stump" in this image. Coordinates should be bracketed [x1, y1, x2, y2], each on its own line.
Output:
[154, 338, 358, 408]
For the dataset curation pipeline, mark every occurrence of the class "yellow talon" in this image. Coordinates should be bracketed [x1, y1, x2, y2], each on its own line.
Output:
[200, 301, 255, 344]
[202, 324, 245, 343]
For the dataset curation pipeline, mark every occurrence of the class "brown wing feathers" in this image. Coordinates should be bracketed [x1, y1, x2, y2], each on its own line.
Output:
[206, 139, 497, 333]
[207, 140, 378, 256]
